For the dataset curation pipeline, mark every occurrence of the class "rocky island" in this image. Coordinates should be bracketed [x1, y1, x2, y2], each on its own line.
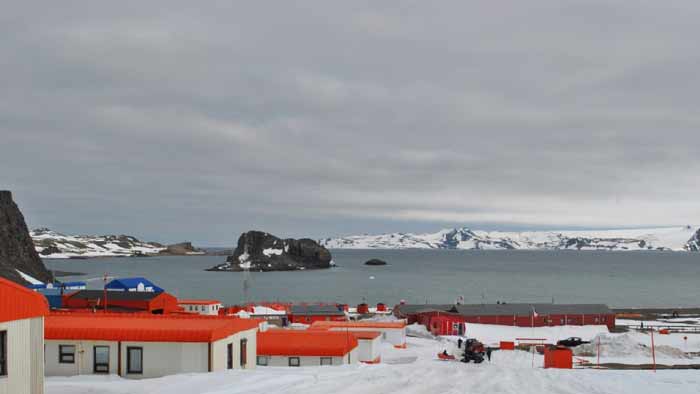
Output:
[0, 191, 54, 284]
[365, 258, 387, 266]
[31, 228, 205, 258]
[207, 230, 333, 272]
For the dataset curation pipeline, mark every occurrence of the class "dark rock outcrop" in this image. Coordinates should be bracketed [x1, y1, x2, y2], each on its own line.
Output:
[365, 258, 387, 266]
[207, 231, 333, 272]
[159, 242, 203, 255]
[0, 191, 53, 284]
[686, 229, 700, 252]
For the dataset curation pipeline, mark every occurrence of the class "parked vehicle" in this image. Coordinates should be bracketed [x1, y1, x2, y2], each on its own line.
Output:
[556, 337, 590, 347]
[461, 338, 485, 363]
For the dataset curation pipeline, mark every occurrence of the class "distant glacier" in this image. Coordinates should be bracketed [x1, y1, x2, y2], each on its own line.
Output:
[320, 226, 700, 251]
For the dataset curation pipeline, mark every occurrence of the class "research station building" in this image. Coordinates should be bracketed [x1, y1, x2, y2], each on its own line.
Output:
[44, 313, 260, 379]
[1, 277, 49, 394]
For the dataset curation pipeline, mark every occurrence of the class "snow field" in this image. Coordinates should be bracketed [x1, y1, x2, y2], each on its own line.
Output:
[46, 331, 700, 394]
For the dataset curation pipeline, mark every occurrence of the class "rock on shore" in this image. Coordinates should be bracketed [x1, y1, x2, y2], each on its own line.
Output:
[208, 231, 333, 272]
[365, 258, 387, 266]
[0, 191, 54, 284]
[158, 242, 205, 255]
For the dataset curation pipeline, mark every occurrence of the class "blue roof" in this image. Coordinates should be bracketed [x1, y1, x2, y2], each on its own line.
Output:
[105, 277, 164, 293]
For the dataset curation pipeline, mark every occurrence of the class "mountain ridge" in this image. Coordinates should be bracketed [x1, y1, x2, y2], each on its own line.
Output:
[320, 226, 700, 251]
[31, 228, 204, 258]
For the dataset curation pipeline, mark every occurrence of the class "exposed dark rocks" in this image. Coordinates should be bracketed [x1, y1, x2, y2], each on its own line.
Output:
[207, 230, 333, 272]
[365, 258, 387, 266]
[686, 229, 700, 252]
[159, 242, 203, 255]
[39, 245, 62, 256]
[0, 191, 54, 285]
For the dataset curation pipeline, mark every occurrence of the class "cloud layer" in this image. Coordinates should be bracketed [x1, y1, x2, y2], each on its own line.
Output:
[2, 1, 700, 244]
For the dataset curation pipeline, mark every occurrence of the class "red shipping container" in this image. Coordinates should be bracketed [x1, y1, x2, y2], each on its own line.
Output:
[544, 346, 573, 369]
[500, 341, 515, 350]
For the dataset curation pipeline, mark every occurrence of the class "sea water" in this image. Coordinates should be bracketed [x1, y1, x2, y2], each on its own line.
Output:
[44, 249, 700, 308]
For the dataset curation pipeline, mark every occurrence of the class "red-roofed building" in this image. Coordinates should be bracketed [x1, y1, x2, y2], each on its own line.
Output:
[178, 299, 223, 316]
[1, 277, 49, 394]
[310, 320, 407, 348]
[61, 290, 181, 314]
[257, 329, 358, 367]
[44, 313, 260, 379]
[349, 331, 382, 363]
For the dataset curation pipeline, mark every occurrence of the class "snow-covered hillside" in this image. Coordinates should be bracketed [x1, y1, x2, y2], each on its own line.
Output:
[320, 226, 700, 251]
[31, 228, 165, 259]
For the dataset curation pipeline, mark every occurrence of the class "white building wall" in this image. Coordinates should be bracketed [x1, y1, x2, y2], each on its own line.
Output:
[357, 337, 381, 363]
[0, 317, 44, 394]
[119, 342, 209, 379]
[260, 348, 358, 367]
[211, 328, 257, 371]
[327, 327, 406, 346]
[179, 304, 222, 316]
[45, 340, 119, 376]
[45, 328, 257, 379]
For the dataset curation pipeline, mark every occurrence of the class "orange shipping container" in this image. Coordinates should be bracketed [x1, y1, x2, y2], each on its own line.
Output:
[500, 341, 515, 350]
[544, 346, 573, 369]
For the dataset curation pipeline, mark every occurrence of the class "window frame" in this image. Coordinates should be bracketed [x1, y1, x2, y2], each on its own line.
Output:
[59, 345, 76, 364]
[227, 343, 233, 369]
[0, 331, 7, 377]
[240, 339, 247, 367]
[256, 355, 268, 366]
[93, 346, 110, 374]
[320, 357, 333, 366]
[126, 347, 143, 374]
[288, 357, 300, 367]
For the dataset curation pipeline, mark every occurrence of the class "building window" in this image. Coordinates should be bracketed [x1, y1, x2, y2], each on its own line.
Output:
[127, 347, 143, 374]
[289, 357, 300, 367]
[0, 331, 7, 377]
[59, 345, 76, 364]
[320, 357, 333, 366]
[93, 346, 110, 373]
[240, 339, 247, 367]
[257, 356, 268, 366]
[227, 343, 233, 369]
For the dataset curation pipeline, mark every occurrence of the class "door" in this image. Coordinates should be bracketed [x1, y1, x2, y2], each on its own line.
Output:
[94, 346, 110, 373]
[240, 339, 247, 368]
[227, 343, 233, 369]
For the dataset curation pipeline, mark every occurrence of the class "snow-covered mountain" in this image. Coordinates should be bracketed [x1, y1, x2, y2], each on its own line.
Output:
[320, 226, 700, 251]
[31, 228, 166, 258]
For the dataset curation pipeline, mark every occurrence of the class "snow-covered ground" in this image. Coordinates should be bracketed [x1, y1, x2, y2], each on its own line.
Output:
[31, 228, 165, 258]
[320, 226, 700, 251]
[46, 323, 700, 394]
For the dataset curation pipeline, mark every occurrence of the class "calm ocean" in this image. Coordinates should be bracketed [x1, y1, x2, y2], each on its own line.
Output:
[44, 250, 700, 308]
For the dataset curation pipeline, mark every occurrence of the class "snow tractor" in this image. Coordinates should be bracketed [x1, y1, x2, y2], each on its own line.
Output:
[461, 338, 485, 363]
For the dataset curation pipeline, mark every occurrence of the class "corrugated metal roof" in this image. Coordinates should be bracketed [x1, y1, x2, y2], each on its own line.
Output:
[0, 277, 49, 323]
[257, 330, 358, 356]
[66, 290, 163, 301]
[178, 299, 222, 305]
[311, 321, 407, 330]
[398, 303, 612, 317]
[394, 304, 453, 317]
[45, 313, 260, 342]
[349, 331, 382, 340]
[290, 305, 345, 316]
[450, 303, 612, 316]
[105, 277, 164, 293]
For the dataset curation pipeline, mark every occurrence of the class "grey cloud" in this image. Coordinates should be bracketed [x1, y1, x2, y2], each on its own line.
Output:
[2, 1, 700, 244]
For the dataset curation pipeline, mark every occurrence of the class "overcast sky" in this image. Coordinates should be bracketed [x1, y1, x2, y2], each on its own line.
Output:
[2, 1, 700, 245]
